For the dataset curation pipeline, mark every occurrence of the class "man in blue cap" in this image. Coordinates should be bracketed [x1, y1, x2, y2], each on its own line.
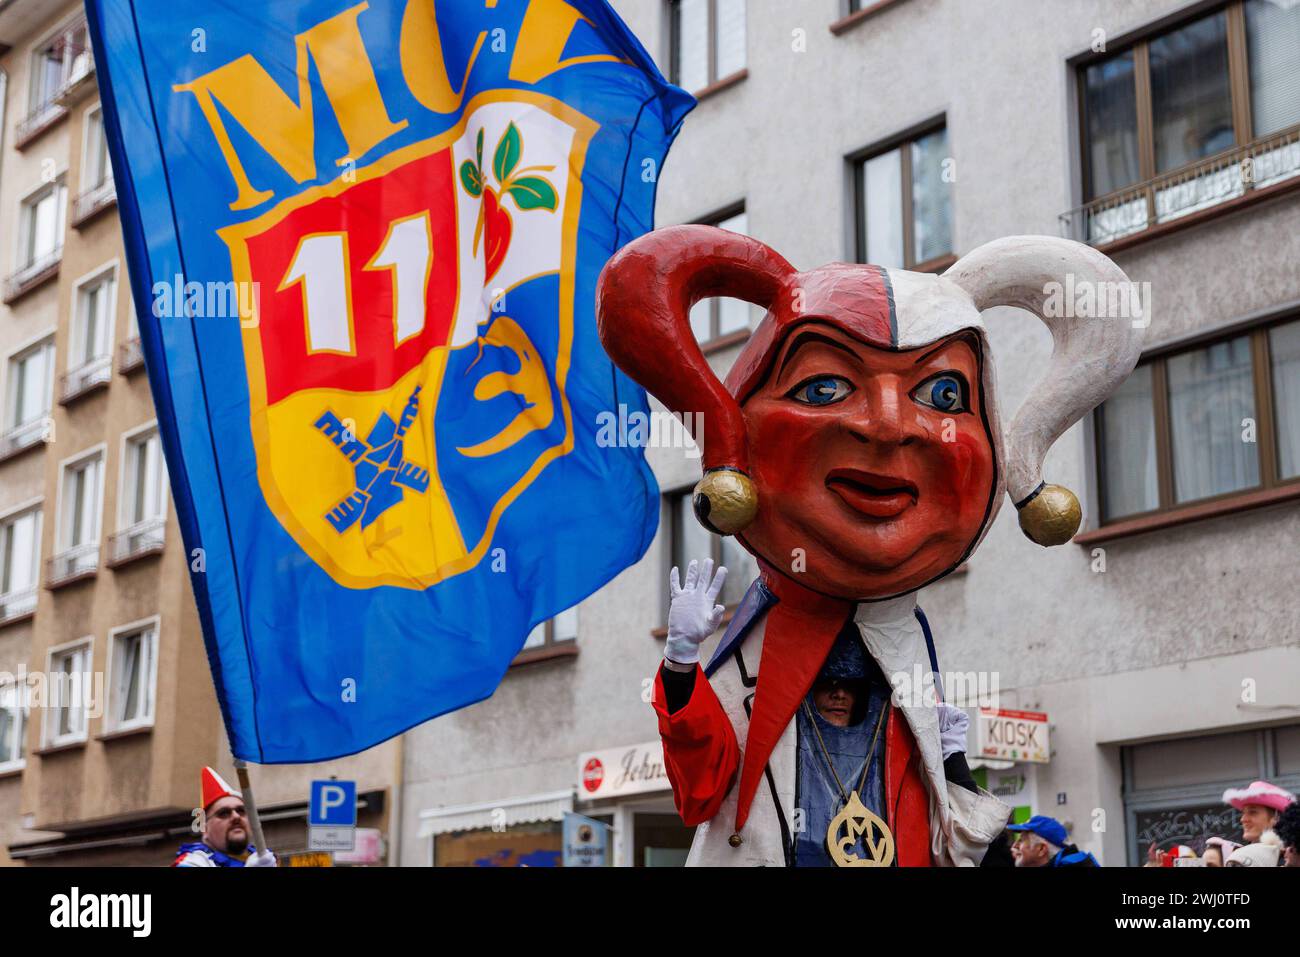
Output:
[1006, 815, 1098, 867]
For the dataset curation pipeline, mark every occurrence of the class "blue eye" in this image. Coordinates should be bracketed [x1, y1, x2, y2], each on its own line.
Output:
[913, 373, 968, 413]
[789, 375, 853, 406]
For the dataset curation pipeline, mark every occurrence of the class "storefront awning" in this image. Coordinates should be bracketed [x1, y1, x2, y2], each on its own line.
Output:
[417, 789, 573, 838]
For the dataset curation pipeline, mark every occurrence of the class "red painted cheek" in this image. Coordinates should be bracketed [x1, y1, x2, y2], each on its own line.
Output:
[923, 426, 994, 517]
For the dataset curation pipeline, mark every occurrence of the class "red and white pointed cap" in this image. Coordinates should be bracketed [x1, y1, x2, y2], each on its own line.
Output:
[201, 767, 240, 811]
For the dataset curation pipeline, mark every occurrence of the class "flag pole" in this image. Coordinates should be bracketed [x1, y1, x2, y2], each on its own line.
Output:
[233, 758, 270, 856]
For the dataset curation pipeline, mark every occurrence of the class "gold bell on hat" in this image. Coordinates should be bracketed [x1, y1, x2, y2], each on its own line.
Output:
[1017, 483, 1082, 546]
[693, 468, 758, 536]
[728, 832, 743, 848]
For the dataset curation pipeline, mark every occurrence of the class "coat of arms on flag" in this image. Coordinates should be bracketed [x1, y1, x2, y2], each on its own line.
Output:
[87, 0, 693, 761]
[223, 93, 599, 588]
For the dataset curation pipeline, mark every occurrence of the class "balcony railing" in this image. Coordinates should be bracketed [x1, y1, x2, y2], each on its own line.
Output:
[59, 356, 112, 405]
[14, 99, 68, 148]
[107, 518, 165, 568]
[3, 249, 62, 304]
[1060, 124, 1300, 248]
[72, 178, 116, 227]
[46, 542, 99, 588]
[53, 52, 96, 107]
[118, 336, 144, 375]
[0, 586, 37, 626]
[0, 417, 51, 463]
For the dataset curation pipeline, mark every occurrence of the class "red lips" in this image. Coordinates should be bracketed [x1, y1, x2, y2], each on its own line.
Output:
[825, 467, 919, 519]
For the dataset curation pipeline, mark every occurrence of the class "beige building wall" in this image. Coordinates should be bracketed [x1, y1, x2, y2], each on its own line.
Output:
[0, 0, 399, 866]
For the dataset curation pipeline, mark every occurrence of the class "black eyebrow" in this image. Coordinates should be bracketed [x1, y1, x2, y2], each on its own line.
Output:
[776, 331, 860, 380]
[912, 332, 980, 366]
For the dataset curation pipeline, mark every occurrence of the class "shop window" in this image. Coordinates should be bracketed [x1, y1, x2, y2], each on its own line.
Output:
[434, 821, 562, 867]
[1122, 725, 1300, 864]
[1093, 315, 1300, 525]
[853, 122, 954, 271]
[669, 0, 746, 94]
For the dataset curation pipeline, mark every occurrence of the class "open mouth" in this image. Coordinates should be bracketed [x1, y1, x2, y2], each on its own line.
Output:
[825, 467, 918, 519]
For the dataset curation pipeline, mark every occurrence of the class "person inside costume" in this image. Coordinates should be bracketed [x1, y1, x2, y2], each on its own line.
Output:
[597, 226, 1144, 867]
[174, 767, 278, 867]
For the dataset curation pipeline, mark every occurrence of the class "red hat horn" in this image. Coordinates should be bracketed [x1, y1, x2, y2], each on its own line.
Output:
[596, 224, 795, 534]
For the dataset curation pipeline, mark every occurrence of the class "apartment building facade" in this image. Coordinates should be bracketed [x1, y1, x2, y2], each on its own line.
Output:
[400, 0, 1300, 866]
[0, 0, 400, 866]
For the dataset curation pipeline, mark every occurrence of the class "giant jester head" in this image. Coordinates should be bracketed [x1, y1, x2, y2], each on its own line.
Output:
[596, 226, 1144, 601]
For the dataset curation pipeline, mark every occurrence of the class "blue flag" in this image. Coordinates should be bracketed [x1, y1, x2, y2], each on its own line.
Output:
[85, 0, 693, 761]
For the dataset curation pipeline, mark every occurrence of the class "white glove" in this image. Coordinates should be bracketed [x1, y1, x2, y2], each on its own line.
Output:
[664, 558, 727, 666]
[936, 703, 970, 759]
[245, 848, 278, 868]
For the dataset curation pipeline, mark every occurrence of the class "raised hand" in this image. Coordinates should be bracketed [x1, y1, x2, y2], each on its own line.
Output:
[664, 558, 727, 666]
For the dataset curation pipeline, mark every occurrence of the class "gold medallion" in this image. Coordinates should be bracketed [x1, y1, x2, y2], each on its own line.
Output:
[827, 790, 895, 867]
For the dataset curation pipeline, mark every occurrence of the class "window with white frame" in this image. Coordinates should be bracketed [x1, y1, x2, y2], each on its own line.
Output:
[72, 267, 115, 369]
[115, 426, 167, 562]
[0, 680, 29, 770]
[0, 506, 41, 621]
[5, 336, 54, 434]
[28, 19, 90, 113]
[57, 449, 103, 575]
[83, 104, 112, 193]
[46, 640, 91, 745]
[109, 621, 156, 730]
[19, 182, 66, 270]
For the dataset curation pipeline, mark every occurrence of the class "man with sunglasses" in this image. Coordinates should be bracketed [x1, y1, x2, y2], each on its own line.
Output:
[173, 767, 278, 867]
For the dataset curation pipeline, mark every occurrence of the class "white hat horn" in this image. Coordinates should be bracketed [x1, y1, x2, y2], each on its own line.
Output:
[944, 236, 1146, 545]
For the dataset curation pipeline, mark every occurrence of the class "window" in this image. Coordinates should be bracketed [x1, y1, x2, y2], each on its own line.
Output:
[3, 336, 54, 456]
[688, 207, 755, 346]
[73, 267, 115, 368]
[521, 605, 578, 654]
[0, 506, 41, 623]
[28, 19, 90, 114]
[54, 448, 104, 581]
[0, 681, 29, 771]
[18, 182, 66, 270]
[108, 620, 157, 731]
[62, 266, 116, 401]
[1123, 724, 1300, 864]
[670, 0, 746, 93]
[1094, 316, 1300, 524]
[854, 123, 954, 270]
[46, 640, 92, 746]
[113, 425, 168, 564]
[668, 486, 756, 614]
[82, 104, 112, 193]
[1073, 1, 1300, 243]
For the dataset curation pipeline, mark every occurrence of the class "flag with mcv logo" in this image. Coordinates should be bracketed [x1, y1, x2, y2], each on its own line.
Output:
[86, 0, 692, 761]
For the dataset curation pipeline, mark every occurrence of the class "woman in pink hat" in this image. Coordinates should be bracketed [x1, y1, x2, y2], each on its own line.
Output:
[1222, 780, 1296, 844]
